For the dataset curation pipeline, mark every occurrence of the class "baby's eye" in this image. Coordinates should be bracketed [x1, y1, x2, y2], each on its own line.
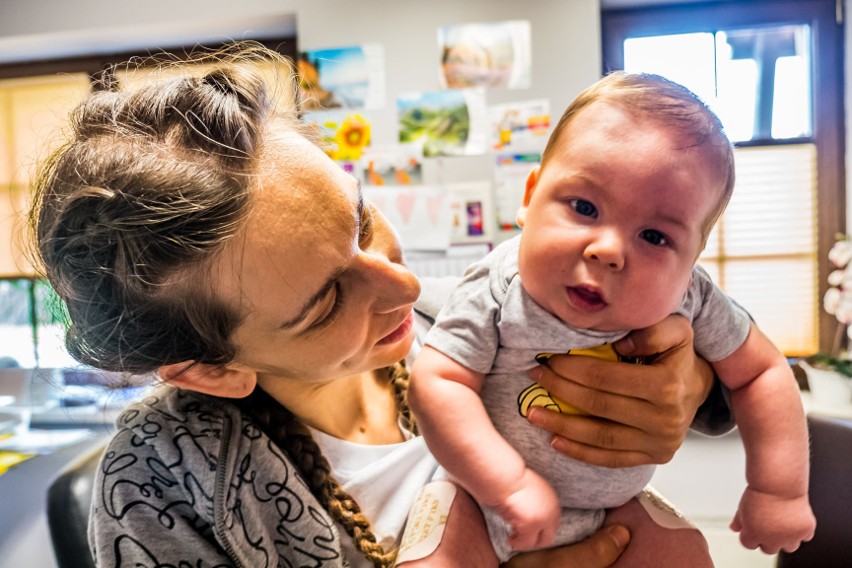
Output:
[640, 229, 669, 247]
[569, 199, 598, 218]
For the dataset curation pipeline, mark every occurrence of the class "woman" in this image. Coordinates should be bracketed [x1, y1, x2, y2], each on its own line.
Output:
[30, 44, 726, 567]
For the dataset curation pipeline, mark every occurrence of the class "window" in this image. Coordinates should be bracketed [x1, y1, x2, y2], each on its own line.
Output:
[0, 277, 73, 369]
[603, 0, 844, 355]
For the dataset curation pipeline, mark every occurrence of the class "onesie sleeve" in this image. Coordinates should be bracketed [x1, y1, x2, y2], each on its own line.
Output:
[681, 265, 753, 362]
[678, 266, 752, 435]
[422, 254, 502, 374]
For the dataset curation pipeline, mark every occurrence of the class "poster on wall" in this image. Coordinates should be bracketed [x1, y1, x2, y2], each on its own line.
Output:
[364, 185, 452, 251]
[397, 88, 488, 158]
[298, 44, 385, 111]
[360, 146, 424, 186]
[448, 181, 495, 245]
[303, 109, 373, 163]
[438, 20, 532, 90]
[494, 153, 540, 232]
[489, 99, 551, 153]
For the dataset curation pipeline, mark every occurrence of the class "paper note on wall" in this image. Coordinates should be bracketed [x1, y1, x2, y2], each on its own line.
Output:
[364, 185, 452, 251]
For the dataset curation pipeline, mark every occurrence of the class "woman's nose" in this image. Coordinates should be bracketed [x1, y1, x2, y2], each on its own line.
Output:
[584, 230, 625, 271]
[357, 252, 421, 313]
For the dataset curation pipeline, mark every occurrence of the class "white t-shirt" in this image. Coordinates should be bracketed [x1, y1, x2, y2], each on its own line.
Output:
[310, 424, 440, 568]
[306, 304, 445, 567]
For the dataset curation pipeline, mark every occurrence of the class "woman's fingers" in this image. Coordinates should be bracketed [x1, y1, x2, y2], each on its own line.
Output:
[503, 525, 630, 568]
[615, 314, 693, 359]
[527, 408, 671, 467]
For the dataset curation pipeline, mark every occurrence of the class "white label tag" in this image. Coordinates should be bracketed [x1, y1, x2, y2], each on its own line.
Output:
[396, 480, 457, 563]
[637, 486, 698, 530]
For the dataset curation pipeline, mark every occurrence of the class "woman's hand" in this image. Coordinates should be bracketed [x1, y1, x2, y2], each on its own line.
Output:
[503, 524, 630, 568]
[526, 315, 714, 468]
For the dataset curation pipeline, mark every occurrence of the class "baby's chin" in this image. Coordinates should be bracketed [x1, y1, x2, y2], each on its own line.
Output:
[569, 309, 676, 334]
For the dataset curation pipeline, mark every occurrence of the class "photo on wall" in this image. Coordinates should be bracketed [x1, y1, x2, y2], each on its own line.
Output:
[438, 20, 531, 90]
[360, 146, 424, 186]
[488, 99, 551, 153]
[397, 88, 488, 157]
[297, 44, 385, 111]
[303, 109, 373, 162]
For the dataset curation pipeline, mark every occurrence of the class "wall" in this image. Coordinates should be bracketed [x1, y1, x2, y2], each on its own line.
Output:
[0, 0, 602, 250]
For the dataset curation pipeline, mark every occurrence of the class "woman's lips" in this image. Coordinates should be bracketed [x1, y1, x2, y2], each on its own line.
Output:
[566, 285, 607, 313]
[377, 311, 414, 345]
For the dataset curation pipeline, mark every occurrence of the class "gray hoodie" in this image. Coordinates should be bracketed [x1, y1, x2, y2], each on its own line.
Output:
[88, 386, 346, 568]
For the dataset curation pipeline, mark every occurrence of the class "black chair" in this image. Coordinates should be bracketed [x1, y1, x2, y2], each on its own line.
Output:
[776, 413, 852, 568]
[46, 441, 104, 568]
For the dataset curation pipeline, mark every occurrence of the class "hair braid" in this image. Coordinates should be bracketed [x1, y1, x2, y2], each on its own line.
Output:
[241, 362, 415, 568]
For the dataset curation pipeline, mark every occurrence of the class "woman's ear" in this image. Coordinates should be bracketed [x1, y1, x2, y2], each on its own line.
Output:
[159, 361, 257, 399]
[516, 165, 541, 228]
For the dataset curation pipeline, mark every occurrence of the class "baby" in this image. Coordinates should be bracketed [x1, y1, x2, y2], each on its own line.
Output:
[410, 72, 815, 563]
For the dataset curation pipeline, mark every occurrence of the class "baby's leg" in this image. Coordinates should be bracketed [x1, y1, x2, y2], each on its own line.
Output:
[397, 480, 498, 568]
[604, 488, 714, 568]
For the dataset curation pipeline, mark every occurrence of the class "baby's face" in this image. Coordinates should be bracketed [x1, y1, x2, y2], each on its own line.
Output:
[517, 101, 723, 331]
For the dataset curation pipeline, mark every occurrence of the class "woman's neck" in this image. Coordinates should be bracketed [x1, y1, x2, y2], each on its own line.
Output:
[256, 368, 405, 445]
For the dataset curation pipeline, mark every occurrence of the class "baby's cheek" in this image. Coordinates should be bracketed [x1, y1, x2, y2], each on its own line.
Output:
[624, 280, 689, 328]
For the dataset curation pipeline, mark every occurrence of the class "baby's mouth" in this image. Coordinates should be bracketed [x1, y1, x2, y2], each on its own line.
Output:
[566, 285, 607, 313]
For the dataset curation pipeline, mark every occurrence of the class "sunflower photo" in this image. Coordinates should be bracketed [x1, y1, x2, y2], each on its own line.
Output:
[304, 110, 372, 162]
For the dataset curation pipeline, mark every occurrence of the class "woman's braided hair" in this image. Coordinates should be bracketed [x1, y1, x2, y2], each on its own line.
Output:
[28, 42, 412, 567]
[241, 361, 417, 568]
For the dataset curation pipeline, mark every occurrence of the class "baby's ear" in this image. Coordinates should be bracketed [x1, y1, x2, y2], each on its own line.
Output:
[159, 361, 257, 398]
[516, 165, 541, 228]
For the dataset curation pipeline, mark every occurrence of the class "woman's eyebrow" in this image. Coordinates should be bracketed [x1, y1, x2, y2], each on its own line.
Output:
[277, 181, 363, 331]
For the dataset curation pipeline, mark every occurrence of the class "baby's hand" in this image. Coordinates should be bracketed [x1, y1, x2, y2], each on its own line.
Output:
[494, 467, 560, 551]
[730, 487, 816, 554]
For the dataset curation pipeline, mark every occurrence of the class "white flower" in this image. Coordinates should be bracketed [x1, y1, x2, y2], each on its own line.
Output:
[837, 301, 852, 325]
[828, 269, 846, 287]
[828, 239, 852, 268]
[824, 287, 842, 315]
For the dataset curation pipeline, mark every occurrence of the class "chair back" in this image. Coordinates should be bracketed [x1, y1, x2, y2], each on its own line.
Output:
[46, 441, 104, 568]
[776, 413, 852, 568]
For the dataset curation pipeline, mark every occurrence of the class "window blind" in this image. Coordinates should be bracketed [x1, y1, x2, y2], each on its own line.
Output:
[700, 144, 818, 355]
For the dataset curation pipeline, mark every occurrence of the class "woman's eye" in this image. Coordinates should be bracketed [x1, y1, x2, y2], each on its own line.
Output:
[640, 229, 668, 247]
[312, 283, 343, 331]
[359, 204, 375, 246]
[569, 199, 598, 218]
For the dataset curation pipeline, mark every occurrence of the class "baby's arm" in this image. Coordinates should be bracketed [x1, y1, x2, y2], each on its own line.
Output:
[711, 323, 816, 554]
[409, 346, 560, 551]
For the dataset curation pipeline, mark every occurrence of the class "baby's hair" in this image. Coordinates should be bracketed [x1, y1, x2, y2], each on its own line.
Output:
[543, 71, 735, 242]
[28, 41, 398, 566]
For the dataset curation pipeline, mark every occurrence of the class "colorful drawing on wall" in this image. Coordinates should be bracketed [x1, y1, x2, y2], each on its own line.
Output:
[364, 185, 452, 251]
[304, 110, 373, 162]
[397, 88, 488, 157]
[360, 146, 423, 186]
[298, 44, 385, 111]
[438, 20, 531, 90]
[494, 153, 541, 232]
[448, 181, 495, 245]
[489, 99, 551, 152]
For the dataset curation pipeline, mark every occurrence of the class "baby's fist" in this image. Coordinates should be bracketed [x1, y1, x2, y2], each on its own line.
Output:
[496, 468, 560, 551]
[731, 488, 816, 554]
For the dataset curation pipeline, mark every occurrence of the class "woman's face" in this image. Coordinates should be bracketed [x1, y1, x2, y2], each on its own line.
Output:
[212, 131, 421, 385]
